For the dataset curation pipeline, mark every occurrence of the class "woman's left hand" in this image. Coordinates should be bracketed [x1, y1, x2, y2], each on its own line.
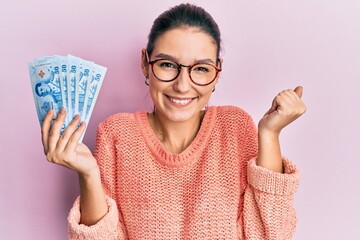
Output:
[258, 86, 306, 136]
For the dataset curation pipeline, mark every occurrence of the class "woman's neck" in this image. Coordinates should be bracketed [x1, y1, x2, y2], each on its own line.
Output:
[149, 111, 204, 154]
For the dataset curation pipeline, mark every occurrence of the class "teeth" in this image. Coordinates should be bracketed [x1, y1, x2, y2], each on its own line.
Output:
[169, 97, 192, 105]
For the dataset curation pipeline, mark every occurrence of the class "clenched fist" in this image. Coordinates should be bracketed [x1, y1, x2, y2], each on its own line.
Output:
[259, 86, 306, 135]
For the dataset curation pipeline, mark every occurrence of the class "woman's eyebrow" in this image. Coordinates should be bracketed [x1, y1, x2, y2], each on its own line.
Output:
[154, 53, 215, 64]
[196, 58, 215, 64]
[154, 53, 179, 62]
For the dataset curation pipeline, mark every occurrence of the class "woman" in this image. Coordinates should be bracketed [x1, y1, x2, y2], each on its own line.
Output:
[41, 3, 306, 239]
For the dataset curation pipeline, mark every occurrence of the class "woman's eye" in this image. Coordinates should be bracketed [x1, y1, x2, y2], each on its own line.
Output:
[193, 65, 210, 72]
[159, 61, 176, 68]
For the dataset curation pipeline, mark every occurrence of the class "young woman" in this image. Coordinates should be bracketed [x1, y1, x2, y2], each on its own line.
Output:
[41, 3, 306, 239]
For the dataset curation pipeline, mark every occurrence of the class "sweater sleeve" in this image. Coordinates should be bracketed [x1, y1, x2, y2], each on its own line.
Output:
[67, 195, 125, 239]
[67, 119, 127, 239]
[238, 115, 300, 240]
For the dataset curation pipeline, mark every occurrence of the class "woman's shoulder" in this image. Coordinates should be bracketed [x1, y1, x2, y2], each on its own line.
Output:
[209, 105, 256, 136]
[210, 105, 252, 123]
[100, 112, 136, 125]
[97, 111, 144, 134]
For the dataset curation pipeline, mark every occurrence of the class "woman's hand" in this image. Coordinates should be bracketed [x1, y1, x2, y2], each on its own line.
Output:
[42, 108, 108, 225]
[258, 86, 306, 136]
[41, 108, 99, 178]
[257, 86, 306, 172]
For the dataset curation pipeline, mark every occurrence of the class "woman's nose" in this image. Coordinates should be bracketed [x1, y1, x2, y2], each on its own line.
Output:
[173, 66, 192, 92]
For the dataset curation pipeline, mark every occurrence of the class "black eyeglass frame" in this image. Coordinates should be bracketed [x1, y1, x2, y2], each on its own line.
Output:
[146, 53, 222, 86]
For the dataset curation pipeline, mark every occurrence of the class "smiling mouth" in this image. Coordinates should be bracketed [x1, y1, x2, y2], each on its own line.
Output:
[166, 95, 198, 105]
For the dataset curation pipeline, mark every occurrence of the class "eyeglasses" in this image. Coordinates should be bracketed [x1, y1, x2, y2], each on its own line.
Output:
[147, 54, 222, 86]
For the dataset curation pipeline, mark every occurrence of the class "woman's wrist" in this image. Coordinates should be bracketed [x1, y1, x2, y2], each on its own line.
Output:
[78, 167, 102, 189]
[78, 167, 108, 226]
[258, 125, 281, 139]
[257, 129, 283, 173]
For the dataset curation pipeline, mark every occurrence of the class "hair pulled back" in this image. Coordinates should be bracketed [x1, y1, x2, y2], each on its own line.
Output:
[146, 3, 221, 59]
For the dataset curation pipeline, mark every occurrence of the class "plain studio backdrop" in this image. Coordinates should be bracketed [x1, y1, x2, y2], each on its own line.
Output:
[0, 0, 359, 239]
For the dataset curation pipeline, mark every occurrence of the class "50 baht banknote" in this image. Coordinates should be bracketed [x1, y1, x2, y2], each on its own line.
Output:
[28, 55, 107, 140]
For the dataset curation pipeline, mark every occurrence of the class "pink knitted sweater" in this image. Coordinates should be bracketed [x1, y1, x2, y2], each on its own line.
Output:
[68, 106, 300, 239]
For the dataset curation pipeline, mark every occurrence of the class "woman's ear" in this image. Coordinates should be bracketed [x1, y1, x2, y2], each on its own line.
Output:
[141, 48, 149, 78]
[218, 58, 223, 69]
[214, 58, 223, 84]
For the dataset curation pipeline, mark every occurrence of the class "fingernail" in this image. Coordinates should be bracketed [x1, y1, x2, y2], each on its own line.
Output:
[60, 108, 65, 114]
[74, 114, 80, 120]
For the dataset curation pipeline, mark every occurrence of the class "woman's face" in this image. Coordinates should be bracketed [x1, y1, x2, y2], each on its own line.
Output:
[144, 27, 220, 123]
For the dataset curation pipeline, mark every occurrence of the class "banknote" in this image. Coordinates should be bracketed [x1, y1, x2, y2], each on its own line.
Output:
[29, 55, 107, 142]
[68, 55, 80, 117]
[78, 59, 93, 119]
[60, 56, 70, 123]
[29, 56, 66, 132]
[82, 63, 107, 124]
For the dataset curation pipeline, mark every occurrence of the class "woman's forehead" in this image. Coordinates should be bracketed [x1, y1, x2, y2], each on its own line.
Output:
[151, 27, 217, 61]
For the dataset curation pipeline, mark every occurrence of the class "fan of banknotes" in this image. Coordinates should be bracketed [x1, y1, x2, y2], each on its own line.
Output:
[28, 55, 107, 142]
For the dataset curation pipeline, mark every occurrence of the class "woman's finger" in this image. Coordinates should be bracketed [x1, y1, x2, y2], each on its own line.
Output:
[41, 109, 54, 154]
[294, 86, 303, 98]
[56, 114, 81, 151]
[281, 89, 307, 119]
[64, 121, 86, 153]
[47, 108, 67, 152]
[284, 89, 306, 113]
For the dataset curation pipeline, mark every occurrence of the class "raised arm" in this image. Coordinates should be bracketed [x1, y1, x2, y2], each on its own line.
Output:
[239, 87, 305, 239]
[257, 86, 306, 172]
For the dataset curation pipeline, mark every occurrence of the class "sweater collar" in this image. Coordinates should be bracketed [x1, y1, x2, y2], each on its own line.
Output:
[135, 106, 217, 168]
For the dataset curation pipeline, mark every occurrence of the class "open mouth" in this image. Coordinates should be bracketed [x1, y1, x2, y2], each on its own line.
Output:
[166, 95, 198, 106]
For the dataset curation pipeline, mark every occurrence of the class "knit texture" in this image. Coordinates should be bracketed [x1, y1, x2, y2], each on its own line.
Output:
[68, 106, 300, 239]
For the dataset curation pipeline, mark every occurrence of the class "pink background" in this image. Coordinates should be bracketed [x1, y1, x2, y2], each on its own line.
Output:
[1, 0, 359, 239]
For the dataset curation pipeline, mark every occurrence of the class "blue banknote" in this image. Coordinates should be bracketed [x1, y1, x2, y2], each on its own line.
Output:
[82, 63, 107, 124]
[29, 56, 66, 132]
[29, 55, 107, 141]
[68, 55, 80, 117]
[60, 56, 70, 123]
[78, 59, 93, 119]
